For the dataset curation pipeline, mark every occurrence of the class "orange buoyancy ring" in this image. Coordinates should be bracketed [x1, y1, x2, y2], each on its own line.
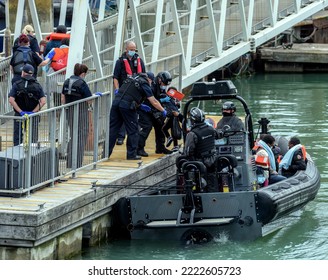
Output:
[46, 33, 70, 41]
[122, 57, 142, 76]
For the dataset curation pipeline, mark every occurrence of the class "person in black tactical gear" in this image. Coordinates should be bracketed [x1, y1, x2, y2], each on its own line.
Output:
[113, 41, 146, 146]
[61, 63, 92, 168]
[108, 73, 167, 160]
[137, 71, 173, 157]
[10, 34, 47, 85]
[183, 107, 219, 192]
[8, 64, 46, 146]
[216, 101, 244, 131]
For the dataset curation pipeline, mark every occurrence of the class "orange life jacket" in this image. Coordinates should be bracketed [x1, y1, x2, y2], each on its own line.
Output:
[50, 48, 69, 71]
[46, 33, 70, 41]
[301, 145, 307, 160]
[255, 154, 270, 169]
[253, 144, 270, 169]
[122, 57, 142, 76]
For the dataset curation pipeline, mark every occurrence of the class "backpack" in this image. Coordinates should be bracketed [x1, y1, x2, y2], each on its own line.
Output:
[50, 48, 69, 71]
[12, 48, 34, 75]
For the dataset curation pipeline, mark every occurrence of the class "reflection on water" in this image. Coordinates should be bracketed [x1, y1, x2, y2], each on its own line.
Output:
[78, 73, 328, 260]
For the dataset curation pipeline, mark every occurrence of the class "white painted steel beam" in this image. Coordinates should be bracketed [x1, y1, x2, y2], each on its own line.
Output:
[169, 0, 187, 75]
[113, 0, 128, 72]
[218, 0, 227, 55]
[14, 0, 25, 39]
[27, 0, 42, 42]
[150, 0, 164, 72]
[65, 0, 89, 79]
[129, 0, 146, 64]
[185, 0, 198, 71]
[59, 0, 68, 26]
[96, 0, 106, 50]
[87, 8, 103, 78]
[206, 0, 219, 56]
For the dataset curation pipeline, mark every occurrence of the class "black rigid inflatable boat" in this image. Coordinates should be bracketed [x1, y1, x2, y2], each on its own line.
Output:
[111, 80, 320, 243]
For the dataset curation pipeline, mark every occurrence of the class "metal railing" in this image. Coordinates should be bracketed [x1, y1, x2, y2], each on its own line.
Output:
[0, 90, 111, 196]
[0, 57, 12, 115]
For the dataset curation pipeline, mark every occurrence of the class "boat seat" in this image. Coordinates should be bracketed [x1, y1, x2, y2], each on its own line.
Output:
[176, 155, 189, 173]
[216, 155, 238, 192]
[181, 161, 207, 189]
[217, 155, 238, 169]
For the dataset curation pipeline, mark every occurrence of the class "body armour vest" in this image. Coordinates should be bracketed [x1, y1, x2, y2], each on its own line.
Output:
[192, 123, 216, 158]
[62, 77, 85, 102]
[118, 75, 148, 105]
[15, 77, 42, 112]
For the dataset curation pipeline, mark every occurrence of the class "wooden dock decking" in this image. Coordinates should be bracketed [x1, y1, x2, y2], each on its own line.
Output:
[0, 132, 181, 259]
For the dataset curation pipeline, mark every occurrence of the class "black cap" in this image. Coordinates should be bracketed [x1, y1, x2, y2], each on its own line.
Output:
[22, 64, 34, 74]
[146, 71, 155, 81]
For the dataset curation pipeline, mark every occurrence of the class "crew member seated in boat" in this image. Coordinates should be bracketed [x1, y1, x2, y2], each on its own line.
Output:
[216, 101, 244, 131]
[278, 136, 307, 178]
[183, 107, 218, 192]
[254, 134, 286, 185]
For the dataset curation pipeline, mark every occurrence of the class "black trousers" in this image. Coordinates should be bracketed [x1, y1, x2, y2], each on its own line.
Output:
[108, 99, 139, 159]
[137, 110, 166, 152]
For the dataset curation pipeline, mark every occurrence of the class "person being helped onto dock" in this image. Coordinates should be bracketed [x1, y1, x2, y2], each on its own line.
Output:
[8, 64, 46, 146]
[137, 71, 173, 157]
[108, 73, 167, 160]
[42, 25, 70, 57]
[160, 86, 183, 151]
[113, 40, 146, 146]
[43, 38, 70, 73]
[216, 101, 244, 132]
[254, 134, 286, 186]
[61, 63, 92, 168]
[183, 107, 219, 192]
[278, 136, 307, 178]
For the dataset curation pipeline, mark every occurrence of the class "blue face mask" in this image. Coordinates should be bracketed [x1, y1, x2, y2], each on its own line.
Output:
[160, 85, 167, 90]
[128, 50, 135, 57]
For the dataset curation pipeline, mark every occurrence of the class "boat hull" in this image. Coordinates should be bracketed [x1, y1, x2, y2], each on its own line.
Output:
[112, 156, 320, 242]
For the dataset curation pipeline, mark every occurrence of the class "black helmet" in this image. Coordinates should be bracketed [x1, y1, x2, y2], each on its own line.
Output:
[157, 71, 172, 85]
[189, 107, 205, 123]
[222, 101, 236, 112]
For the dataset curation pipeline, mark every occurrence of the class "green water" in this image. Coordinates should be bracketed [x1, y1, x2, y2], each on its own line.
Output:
[78, 73, 328, 260]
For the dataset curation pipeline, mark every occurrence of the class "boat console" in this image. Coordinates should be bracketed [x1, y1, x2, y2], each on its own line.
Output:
[215, 130, 256, 191]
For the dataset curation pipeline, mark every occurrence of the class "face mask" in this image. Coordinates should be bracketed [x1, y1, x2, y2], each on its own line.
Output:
[160, 85, 167, 90]
[128, 50, 135, 57]
[222, 112, 233, 117]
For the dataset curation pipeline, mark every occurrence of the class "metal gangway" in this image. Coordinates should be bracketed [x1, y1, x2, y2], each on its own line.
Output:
[2, 0, 328, 90]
